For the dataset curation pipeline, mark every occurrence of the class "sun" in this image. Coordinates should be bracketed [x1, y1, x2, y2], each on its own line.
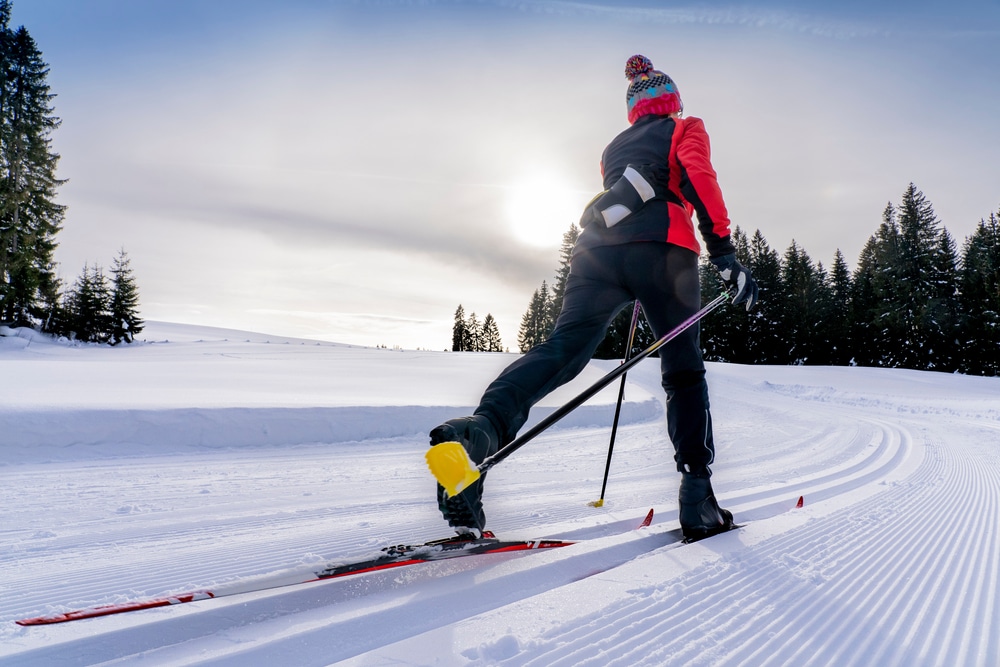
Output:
[505, 173, 585, 248]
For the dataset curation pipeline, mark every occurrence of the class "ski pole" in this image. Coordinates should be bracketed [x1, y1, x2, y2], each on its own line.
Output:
[589, 301, 642, 508]
[427, 291, 732, 496]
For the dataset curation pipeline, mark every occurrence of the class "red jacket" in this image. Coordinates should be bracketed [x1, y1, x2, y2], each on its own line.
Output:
[577, 114, 735, 259]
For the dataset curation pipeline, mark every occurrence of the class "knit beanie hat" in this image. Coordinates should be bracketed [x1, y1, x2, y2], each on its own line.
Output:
[625, 55, 683, 124]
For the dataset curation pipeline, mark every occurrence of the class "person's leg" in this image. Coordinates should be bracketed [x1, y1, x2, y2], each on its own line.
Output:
[431, 246, 632, 532]
[624, 243, 732, 539]
[622, 243, 712, 471]
[474, 246, 633, 445]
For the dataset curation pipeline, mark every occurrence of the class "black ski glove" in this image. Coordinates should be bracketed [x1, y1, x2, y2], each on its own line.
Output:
[711, 253, 758, 311]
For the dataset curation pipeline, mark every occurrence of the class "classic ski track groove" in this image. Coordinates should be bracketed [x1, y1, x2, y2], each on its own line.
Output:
[450, 418, 1000, 667]
[5, 410, 912, 666]
[4, 370, 1000, 665]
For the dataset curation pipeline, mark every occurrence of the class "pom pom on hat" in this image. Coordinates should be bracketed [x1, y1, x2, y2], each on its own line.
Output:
[625, 55, 654, 80]
[624, 54, 683, 124]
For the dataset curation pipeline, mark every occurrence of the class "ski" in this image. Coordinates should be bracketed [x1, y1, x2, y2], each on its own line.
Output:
[15, 535, 570, 626]
[16, 509, 655, 626]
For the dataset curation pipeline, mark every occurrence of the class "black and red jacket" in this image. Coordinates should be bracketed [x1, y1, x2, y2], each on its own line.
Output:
[576, 114, 736, 260]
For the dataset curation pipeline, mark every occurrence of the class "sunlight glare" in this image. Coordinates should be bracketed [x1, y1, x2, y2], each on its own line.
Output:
[505, 173, 585, 248]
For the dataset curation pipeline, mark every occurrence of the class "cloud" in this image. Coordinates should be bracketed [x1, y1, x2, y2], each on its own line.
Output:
[467, 0, 888, 39]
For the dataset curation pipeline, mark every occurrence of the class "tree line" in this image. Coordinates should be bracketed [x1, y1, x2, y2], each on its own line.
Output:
[701, 184, 999, 376]
[465, 183, 998, 376]
[450, 305, 505, 352]
[0, 1, 143, 344]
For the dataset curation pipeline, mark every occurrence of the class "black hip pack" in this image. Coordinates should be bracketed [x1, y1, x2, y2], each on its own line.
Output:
[580, 164, 663, 229]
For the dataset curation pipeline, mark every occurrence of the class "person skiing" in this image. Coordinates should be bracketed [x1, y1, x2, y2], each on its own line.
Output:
[430, 55, 758, 541]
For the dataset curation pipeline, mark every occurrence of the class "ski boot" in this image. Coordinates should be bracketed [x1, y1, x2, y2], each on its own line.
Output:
[678, 467, 734, 542]
[429, 415, 499, 536]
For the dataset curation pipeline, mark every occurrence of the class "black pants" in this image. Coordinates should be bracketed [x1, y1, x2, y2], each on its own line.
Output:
[475, 242, 715, 472]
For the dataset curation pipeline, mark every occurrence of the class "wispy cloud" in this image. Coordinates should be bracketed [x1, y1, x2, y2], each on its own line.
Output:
[461, 0, 889, 39]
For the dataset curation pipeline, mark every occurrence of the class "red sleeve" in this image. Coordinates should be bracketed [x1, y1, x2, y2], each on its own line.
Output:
[675, 118, 735, 258]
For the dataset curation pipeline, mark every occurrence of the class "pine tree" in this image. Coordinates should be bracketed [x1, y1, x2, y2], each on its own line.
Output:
[927, 229, 960, 371]
[702, 227, 772, 364]
[451, 305, 467, 351]
[851, 236, 881, 367]
[66, 263, 111, 342]
[465, 311, 482, 352]
[699, 254, 728, 362]
[959, 212, 1000, 375]
[109, 248, 143, 345]
[0, 7, 65, 327]
[892, 184, 949, 369]
[481, 313, 503, 352]
[853, 202, 903, 367]
[518, 282, 551, 353]
[811, 261, 836, 366]
[548, 224, 579, 333]
[779, 240, 826, 365]
[724, 227, 754, 362]
[827, 250, 853, 365]
[746, 229, 783, 364]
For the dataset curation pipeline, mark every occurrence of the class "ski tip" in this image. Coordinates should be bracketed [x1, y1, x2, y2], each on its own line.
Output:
[796, 495, 804, 509]
[639, 508, 654, 528]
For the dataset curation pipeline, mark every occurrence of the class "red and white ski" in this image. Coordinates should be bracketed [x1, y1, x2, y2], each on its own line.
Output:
[16, 509, 655, 626]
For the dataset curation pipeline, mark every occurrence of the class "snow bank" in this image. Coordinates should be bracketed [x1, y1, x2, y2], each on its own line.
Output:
[1, 322, 659, 462]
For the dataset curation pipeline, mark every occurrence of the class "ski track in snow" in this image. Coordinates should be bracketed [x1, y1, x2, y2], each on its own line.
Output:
[1, 330, 999, 666]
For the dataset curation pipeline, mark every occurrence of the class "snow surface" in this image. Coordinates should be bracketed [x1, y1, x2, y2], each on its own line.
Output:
[1, 321, 998, 666]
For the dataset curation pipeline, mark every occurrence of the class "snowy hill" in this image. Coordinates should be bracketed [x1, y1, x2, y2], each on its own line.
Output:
[1, 323, 998, 666]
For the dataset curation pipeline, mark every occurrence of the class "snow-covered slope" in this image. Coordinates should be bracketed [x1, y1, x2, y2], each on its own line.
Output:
[1, 323, 997, 666]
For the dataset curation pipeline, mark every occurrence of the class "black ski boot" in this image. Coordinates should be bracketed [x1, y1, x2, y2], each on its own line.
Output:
[429, 415, 499, 536]
[678, 468, 734, 542]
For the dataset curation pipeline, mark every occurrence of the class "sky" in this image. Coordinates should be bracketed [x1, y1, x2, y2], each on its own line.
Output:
[11, 0, 1000, 350]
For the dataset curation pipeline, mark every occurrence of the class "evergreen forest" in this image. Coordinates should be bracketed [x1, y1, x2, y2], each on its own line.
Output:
[457, 183, 999, 376]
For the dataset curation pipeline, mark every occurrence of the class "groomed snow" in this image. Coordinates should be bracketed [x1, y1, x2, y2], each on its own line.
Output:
[1, 322, 998, 666]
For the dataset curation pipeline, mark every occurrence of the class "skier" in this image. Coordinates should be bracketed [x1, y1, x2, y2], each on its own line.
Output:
[430, 55, 758, 541]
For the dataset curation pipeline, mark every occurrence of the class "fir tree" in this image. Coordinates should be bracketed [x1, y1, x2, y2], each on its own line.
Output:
[849, 185, 962, 371]
[66, 263, 111, 342]
[518, 282, 551, 353]
[481, 313, 503, 352]
[548, 224, 579, 333]
[699, 254, 728, 362]
[850, 235, 881, 367]
[810, 261, 836, 366]
[109, 248, 143, 345]
[827, 250, 853, 365]
[779, 240, 826, 365]
[959, 212, 1000, 375]
[927, 229, 960, 371]
[892, 184, 949, 369]
[465, 311, 482, 352]
[0, 8, 66, 326]
[746, 229, 783, 364]
[724, 227, 753, 362]
[853, 203, 903, 367]
[451, 304, 467, 351]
